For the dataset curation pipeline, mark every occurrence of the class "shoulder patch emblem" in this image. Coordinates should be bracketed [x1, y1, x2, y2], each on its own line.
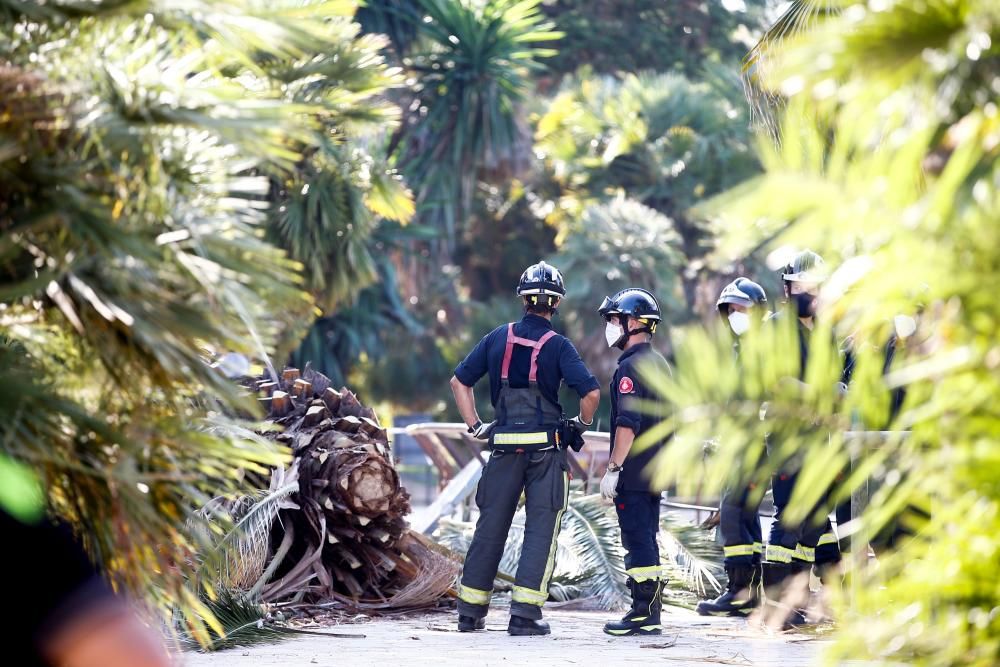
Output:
[618, 376, 634, 394]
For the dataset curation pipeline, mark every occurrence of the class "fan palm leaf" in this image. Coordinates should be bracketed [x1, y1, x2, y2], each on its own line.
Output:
[658, 513, 723, 599]
[0, 0, 406, 646]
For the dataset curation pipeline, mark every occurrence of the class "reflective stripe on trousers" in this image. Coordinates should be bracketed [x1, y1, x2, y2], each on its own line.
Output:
[457, 450, 569, 620]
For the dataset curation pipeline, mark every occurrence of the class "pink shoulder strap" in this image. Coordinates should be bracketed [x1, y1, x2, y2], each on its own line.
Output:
[500, 324, 559, 383]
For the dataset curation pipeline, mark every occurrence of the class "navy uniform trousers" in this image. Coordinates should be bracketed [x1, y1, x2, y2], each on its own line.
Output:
[457, 448, 569, 620]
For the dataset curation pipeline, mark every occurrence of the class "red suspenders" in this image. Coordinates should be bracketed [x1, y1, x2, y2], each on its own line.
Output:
[500, 323, 558, 384]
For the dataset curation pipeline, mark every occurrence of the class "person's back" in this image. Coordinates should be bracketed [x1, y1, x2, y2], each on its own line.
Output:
[449, 261, 600, 636]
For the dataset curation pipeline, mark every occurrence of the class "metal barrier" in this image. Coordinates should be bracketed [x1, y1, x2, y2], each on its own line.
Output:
[397, 423, 906, 563]
[402, 422, 611, 491]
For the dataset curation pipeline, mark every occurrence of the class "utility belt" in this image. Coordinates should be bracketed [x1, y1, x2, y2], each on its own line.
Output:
[488, 426, 561, 453]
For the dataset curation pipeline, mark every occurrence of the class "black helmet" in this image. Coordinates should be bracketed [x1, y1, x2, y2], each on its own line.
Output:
[717, 278, 767, 317]
[599, 288, 660, 323]
[517, 261, 565, 312]
[599, 288, 660, 349]
[780, 249, 826, 285]
[518, 261, 566, 298]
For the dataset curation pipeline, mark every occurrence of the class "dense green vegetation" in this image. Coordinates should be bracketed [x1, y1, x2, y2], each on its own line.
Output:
[325, 0, 775, 423]
[0, 0, 410, 642]
[7, 0, 996, 663]
[642, 1, 1000, 664]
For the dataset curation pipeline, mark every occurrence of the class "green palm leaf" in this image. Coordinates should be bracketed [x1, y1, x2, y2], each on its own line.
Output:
[560, 493, 629, 609]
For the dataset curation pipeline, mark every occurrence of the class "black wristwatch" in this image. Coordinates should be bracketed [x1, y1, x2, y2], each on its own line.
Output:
[608, 461, 624, 473]
[468, 420, 483, 434]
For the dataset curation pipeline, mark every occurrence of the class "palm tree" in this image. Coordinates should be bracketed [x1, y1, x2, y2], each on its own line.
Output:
[389, 0, 561, 252]
[644, 1, 1000, 664]
[0, 0, 405, 643]
[536, 68, 763, 330]
[536, 68, 760, 255]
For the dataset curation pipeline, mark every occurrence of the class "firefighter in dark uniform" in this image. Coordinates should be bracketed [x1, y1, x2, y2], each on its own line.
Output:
[697, 278, 769, 617]
[761, 250, 853, 622]
[597, 288, 672, 637]
[450, 261, 601, 636]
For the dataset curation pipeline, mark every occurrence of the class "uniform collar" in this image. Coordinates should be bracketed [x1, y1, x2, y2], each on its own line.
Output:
[619, 341, 651, 363]
[520, 313, 554, 330]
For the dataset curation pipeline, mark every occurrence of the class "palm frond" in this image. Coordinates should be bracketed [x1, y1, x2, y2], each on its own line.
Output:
[177, 590, 297, 653]
[658, 512, 724, 599]
[559, 493, 629, 610]
[741, 1, 841, 139]
[198, 464, 301, 592]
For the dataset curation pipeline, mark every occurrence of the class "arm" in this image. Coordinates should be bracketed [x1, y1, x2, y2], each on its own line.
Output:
[579, 388, 600, 425]
[451, 330, 494, 428]
[557, 339, 601, 420]
[609, 426, 635, 468]
[450, 375, 481, 429]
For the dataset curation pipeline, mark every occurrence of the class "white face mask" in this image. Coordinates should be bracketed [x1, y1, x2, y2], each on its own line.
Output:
[893, 314, 917, 338]
[605, 321, 624, 348]
[728, 311, 750, 336]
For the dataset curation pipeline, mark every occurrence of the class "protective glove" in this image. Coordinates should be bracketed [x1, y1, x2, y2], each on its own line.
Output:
[569, 415, 592, 436]
[469, 420, 497, 441]
[600, 468, 620, 500]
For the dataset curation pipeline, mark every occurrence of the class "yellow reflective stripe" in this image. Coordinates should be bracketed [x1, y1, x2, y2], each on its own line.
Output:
[492, 432, 550, 445]
[515, 470, 569, 608]
[794, 544, 816, 562]
[538, 470, 569, 595]
[723, 544, 756, 557]
[458, 584, 491, 605]
[753, 542, 764, 553]
[765, 544, 795, 563]
[626, 565, 665, 582]
[818, 532, 838, 546]
[512, 585, 548, 605]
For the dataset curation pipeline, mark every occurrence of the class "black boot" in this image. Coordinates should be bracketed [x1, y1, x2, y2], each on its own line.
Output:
[507, 615, 550, 636]
[603, 579, 664, 636]
[457, 615, 486, 632]
[761, 561, 810, 629]
[696, 564, 758, 617]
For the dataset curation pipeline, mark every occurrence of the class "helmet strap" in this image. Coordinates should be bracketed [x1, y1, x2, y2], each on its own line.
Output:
[524, 294, 559, 315]
[613, 316, 652, 350]
[627, 317, 655, 339]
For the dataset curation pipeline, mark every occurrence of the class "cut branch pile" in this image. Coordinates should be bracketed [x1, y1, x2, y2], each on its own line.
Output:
[239, 366, 458, 610]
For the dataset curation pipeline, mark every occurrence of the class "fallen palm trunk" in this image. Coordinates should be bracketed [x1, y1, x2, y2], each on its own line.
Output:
[235, 367, 457, 610]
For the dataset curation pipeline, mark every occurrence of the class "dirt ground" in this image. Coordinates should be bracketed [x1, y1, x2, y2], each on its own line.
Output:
[181, 606, 830, 667]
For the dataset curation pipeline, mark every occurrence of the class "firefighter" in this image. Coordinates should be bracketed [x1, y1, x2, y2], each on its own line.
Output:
[597, 288, 672, 637]
[450, 261, 601, 636]
[696, 278, 769, 617]
[761, 249, 853, 623]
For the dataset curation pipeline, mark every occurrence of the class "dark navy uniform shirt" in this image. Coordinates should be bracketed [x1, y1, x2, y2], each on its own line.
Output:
[454, 313, 600, 411]
[610, 342, 671, 493]
[767, 311, 855, 384]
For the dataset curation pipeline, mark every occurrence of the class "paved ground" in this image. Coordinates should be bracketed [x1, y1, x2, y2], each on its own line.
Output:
[181, 606, 830, 667]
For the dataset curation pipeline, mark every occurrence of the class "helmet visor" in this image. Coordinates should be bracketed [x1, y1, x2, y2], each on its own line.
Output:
[598, 296, 619, 316]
